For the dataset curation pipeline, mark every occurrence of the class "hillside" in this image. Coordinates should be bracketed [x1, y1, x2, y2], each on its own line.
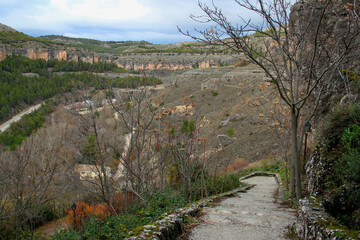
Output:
[0, 23, 241, 70]
[0, 0, 359, 237]
[38, 35, 220, 54]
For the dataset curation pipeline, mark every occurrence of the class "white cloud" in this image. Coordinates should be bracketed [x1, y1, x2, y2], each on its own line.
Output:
[0, 0, 261, 43]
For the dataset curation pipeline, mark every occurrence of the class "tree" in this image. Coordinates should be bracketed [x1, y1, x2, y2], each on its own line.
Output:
[0, 124, 73, 239]
[104, 76, 160, 199]
[180, 0, 360, 200]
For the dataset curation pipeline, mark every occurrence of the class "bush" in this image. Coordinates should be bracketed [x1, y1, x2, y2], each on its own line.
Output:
[319, 103, 360, 230]
[65, 201, 109, 230]
[227, 128, 235, 137]
[211, 90, 218, 96]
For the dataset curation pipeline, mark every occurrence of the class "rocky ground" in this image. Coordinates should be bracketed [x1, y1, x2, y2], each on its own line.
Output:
[154, 63, 283, 171]
[186, 176, 296, 240]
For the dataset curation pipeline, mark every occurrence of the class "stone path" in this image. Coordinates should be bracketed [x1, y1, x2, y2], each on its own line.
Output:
[189, 176, 296, 240]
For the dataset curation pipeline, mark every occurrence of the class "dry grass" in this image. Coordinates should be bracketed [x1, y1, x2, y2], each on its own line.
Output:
[243, 158, 279, 170]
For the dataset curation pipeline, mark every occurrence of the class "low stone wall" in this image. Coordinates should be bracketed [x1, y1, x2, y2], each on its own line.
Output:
[125, 185, 253, 240]
[239, 171, 281, 183]
[125, 172, 282, 240]
[296, 197, 359, 240]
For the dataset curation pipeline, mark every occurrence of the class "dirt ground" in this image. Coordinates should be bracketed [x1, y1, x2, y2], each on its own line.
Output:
[35, 217, 69, 238]
[154, 64, 284, 171]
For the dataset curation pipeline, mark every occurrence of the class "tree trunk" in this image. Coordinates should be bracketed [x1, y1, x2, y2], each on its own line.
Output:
[290, 160, 295, 199]
[284, 157, 289, 191]
[291, 109, 302, 201]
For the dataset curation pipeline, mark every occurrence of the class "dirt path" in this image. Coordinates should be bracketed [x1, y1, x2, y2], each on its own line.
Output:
[189, 176, 295, 240]
[35, 217, 69, 237]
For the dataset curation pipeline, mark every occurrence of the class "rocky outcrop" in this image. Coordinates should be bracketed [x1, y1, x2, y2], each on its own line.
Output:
[305, 148, 326, 196]
[0, 41, 240, 70]
[114, 53, 237, 71]
[217, 134, 236, 147]
[296, 197, 360, 240]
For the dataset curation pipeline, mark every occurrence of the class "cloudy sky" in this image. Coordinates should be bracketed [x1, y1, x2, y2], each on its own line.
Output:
[0, 0, 256, 44]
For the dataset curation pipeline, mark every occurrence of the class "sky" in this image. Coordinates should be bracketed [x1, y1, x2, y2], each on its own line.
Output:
[0, 0, 260, 44]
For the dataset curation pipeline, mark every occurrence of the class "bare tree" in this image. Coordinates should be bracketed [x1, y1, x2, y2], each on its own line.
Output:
[106, 78, 159, 198]
[180, 0, 360, 200]
[0, 129, 68, 239]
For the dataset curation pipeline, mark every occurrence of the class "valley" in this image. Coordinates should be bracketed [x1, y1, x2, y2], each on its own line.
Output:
[0, 0, 359, 237]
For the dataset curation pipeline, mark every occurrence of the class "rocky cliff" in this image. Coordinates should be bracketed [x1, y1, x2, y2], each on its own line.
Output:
[0, 42, 239, 70]
[0, 25, 240, 71]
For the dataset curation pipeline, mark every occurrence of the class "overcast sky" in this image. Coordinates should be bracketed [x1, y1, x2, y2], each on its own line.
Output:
[0, 0, 257, 44]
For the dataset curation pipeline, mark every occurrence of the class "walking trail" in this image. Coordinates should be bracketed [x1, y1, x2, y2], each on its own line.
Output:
[189, 176, 296, 240]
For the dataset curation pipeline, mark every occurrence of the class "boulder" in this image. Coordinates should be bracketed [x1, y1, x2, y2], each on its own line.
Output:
[230, 114, 247, 122]
[217, 135, 236, 147]
[220, 118, 230, 127]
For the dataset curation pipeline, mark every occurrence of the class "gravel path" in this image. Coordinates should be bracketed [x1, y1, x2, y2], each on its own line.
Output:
[189, 176, 296, 240]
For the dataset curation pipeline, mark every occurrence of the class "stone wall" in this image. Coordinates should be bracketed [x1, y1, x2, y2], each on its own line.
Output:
[296, 197, 359, 240]
[124, 185, 253, 240]
[125, 172, 282, 240]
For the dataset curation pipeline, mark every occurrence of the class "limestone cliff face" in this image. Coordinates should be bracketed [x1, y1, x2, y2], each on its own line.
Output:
[290, 0, 359, 70]
[0, 42, 239, 70]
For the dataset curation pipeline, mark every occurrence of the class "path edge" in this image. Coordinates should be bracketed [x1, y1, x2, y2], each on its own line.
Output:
[125, 184, 254, 240]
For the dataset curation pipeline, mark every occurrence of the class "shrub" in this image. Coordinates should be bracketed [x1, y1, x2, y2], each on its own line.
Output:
[227, 128, 235, 137]
[319, 103, 360, 230]
[211, 90, 218, 96]
[65, 201, 109, 230]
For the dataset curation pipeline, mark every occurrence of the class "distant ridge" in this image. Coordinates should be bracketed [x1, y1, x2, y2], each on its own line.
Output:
[0, 23, 17, 32]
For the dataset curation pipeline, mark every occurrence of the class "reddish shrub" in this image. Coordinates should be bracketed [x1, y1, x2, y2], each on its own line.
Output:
[111, 192, 138, 213]
[65, 201, 109, 229]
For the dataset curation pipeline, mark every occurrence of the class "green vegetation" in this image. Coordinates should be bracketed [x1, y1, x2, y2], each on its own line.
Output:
[211, 90, 218, 96]
[227, 128, 235, 137]
[38, 35, 228, 54]
[0, 55, 161, 122]
[0, 31, 53, 45]
[47, 158, 286, 240]
[49, 171, 242, 240]
[319, 103, 360, 231]
[180, 119, 195, 136]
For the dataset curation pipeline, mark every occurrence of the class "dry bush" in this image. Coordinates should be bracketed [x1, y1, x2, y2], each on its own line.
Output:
[222, 158, 248, 173]
[65, 201, 109, 230]
[111, 192, 138, 213]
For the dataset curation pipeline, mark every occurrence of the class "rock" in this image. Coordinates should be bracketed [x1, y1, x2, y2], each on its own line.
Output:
[230, 114, 247, 122]
[217, 135, 236, 147]
[220, 118, 230, 127]
[295, 197, 357, 239]
[201, 78, 219, 91]
[305, 148, 325, 196]
[340, 93, 359, 106]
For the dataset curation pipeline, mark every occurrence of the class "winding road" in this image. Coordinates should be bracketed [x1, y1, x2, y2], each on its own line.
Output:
[0, 104, 42, 133]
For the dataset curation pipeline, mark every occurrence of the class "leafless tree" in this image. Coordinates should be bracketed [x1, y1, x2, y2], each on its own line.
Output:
[104, 79, 160, 199]
[180, 0, 360, 200]
[0, 126, 71, 239]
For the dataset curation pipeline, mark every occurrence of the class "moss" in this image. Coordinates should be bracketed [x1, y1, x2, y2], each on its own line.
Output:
[318, 216, 360, 239]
